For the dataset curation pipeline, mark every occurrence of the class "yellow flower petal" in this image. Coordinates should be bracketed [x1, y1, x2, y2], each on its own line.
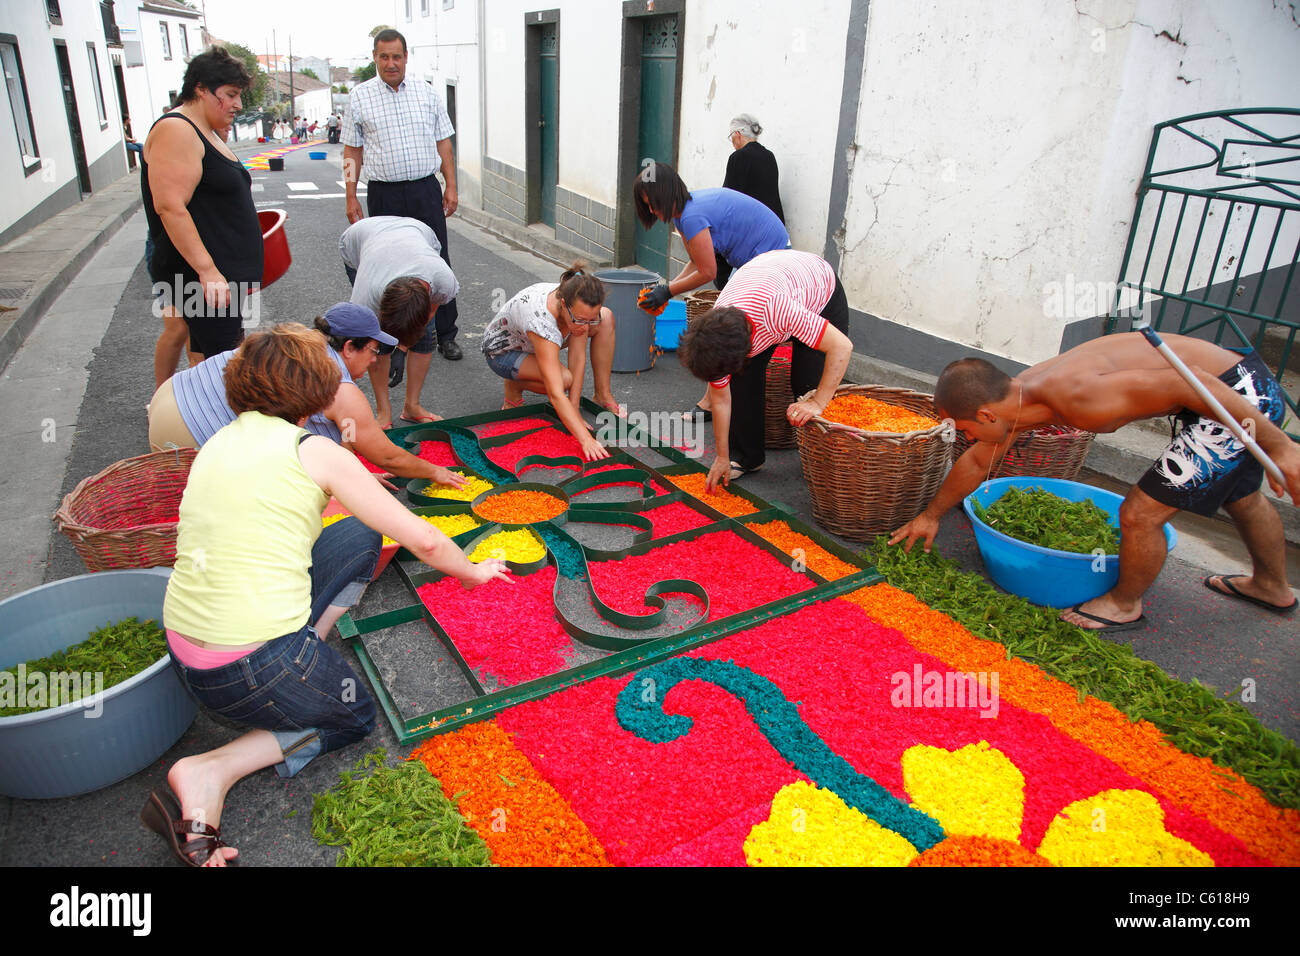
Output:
[901, 741, 1024, 841]
[744, 781, 917, 867]
[1037, 789, 1214, 867]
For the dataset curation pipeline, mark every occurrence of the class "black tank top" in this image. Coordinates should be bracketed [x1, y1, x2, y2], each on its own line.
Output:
[141, 113, 263, 288]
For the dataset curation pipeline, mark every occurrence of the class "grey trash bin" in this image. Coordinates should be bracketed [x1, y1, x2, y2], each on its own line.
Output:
[595, 267, 660, 373]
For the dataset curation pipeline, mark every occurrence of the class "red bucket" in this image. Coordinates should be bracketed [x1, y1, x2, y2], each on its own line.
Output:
[259, 209, 291, 287]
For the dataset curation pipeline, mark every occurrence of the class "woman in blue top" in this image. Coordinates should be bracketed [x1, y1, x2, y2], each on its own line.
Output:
[633, 161, 790, 417]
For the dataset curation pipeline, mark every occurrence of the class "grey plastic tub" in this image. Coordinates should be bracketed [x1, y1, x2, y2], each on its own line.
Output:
[0, 568, 196, 799]
[595, 267, 660, 373]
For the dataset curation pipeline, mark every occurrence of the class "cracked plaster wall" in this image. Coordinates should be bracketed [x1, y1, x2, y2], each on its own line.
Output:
[835, 0, 1300, 366]
[675, 0, 851, 255]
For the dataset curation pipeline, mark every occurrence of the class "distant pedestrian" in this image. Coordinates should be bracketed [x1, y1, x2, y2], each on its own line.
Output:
[342, 28, 462, 361]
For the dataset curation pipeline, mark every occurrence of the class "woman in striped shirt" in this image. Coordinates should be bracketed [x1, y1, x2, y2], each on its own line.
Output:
[677, 250, 853, 490]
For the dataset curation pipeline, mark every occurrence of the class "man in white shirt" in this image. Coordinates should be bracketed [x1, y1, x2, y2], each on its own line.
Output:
[342, 28, 462, 369]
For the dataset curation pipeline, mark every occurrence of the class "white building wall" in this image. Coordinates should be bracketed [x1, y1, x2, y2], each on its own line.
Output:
[405, 0, 485, 207]
[676, 0, 850, 258]
[836, 0, 1300, 366]
[118, 5, 203, 130]
[1, 0, 129, 240]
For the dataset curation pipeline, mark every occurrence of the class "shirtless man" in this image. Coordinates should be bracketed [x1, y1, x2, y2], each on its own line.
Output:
[890, 333, 1300, 631]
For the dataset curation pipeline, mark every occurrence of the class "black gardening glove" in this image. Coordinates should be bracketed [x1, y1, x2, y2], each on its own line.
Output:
[637, 281, 671, 316]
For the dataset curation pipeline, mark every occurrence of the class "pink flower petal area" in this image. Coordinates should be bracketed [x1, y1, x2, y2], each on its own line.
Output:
[475, 417, 556, 439]
[417, 567, 572, 687]
[496, 597, 1267, 866]
[417, 440, 459, 467]
[585, 530, 813, 621]
[487, 428, 585, 472]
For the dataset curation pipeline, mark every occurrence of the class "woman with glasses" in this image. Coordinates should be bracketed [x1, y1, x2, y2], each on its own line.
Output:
[147, 302, 466, 488]
[481, 262, 620, 462]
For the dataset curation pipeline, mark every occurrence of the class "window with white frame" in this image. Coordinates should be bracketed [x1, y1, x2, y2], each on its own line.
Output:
[1, 38, 40, 171]
[179, 25, 189, 58]
[160, 22, 171, 60]
[87, 43, 107, 125]
[404, 1, 412, 20]
[421, 0, 430, 15]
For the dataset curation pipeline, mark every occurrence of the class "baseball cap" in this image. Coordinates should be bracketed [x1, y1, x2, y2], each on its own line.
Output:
[322, 302, 398, 347]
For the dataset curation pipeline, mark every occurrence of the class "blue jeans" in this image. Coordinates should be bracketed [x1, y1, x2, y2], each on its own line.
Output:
[168, 517, 381, 777]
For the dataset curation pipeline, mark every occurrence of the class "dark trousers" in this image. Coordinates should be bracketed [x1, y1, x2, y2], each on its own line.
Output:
[367, 175, 459, 344]
[728, 274, 850, 470]
[714, 252, 733, 290]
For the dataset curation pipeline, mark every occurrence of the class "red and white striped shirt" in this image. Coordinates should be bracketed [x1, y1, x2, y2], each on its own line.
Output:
[709, 250, 837, 388]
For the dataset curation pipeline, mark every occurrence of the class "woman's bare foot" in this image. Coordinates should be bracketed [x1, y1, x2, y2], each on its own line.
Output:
[167, 754, 238, 867]
[594, 392, 626, 417]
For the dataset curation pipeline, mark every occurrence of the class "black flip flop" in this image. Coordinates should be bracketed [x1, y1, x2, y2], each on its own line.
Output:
[1064, 604, 1147, 633]
[1203, 575, 1298, 616]
[682, 404, 712, 422]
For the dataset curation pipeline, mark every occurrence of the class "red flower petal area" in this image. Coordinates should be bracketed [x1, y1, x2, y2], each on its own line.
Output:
[355, 453, 387, 474]
[417, 440, 459, 467]
[475, 417, 557, 439]
[586, 531, 812, 621]
[416, 567, 572, 687]
[486, 428, 585, 473]
[642, 502, 714, 539]
[496, 597, 1266, 866]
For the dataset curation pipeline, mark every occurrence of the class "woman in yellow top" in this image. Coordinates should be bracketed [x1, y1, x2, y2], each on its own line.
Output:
[142, 323, 510, 867]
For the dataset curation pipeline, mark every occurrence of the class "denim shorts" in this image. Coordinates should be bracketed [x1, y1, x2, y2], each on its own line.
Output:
[485, 349, 527, 381]
[167, 515, 381, 776]
[169, 625, 376, 777]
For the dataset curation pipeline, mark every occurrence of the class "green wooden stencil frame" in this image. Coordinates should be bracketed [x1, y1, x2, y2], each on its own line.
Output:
[336, 399, 882, 745]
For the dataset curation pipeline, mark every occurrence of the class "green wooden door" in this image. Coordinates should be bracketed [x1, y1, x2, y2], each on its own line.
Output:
[539, 25, 559, 228]
[634, 15, 678, 276]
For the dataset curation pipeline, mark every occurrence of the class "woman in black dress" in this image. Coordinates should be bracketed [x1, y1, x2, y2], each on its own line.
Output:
[143, 48, 263, 364]
[718, 114, 785, 289]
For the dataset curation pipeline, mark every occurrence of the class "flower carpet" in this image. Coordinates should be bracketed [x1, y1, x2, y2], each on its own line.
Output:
[324, 404, 1300, 867]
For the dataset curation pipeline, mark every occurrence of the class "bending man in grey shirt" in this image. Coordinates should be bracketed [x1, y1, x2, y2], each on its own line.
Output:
[339, 216, 460, 427]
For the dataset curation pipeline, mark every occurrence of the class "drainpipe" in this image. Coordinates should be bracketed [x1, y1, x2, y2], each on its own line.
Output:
[477, 0, 487, 177]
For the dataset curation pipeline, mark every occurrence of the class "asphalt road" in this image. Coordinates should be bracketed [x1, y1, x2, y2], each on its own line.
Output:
[0, 138, 1294, 868]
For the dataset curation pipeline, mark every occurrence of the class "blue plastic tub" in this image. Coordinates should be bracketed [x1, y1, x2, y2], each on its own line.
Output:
[0, 568, 196, 799]
[654, 299, 687, 350]
[963, 477, 1177, 608]
[308, 151, 326, 160]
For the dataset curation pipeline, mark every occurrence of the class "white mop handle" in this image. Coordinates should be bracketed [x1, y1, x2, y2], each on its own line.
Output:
[1137, 328, 1286, 486]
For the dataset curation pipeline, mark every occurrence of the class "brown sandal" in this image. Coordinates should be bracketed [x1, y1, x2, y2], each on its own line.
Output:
[140, 789, 238, 867]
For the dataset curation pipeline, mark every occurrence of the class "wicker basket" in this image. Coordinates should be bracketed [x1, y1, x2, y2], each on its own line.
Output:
[685, 288, 721, 324]
[764, 345, 796, 449]
[952, 426, 1095, 481]
[796, 385, 952, 541]
[54, 448, 196, 572]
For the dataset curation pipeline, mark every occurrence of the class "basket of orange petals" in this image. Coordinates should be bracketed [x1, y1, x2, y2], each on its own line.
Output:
[795, 385, 953, 541]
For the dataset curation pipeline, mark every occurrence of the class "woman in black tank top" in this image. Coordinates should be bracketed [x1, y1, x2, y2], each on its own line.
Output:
[142, 47, 263, 361]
